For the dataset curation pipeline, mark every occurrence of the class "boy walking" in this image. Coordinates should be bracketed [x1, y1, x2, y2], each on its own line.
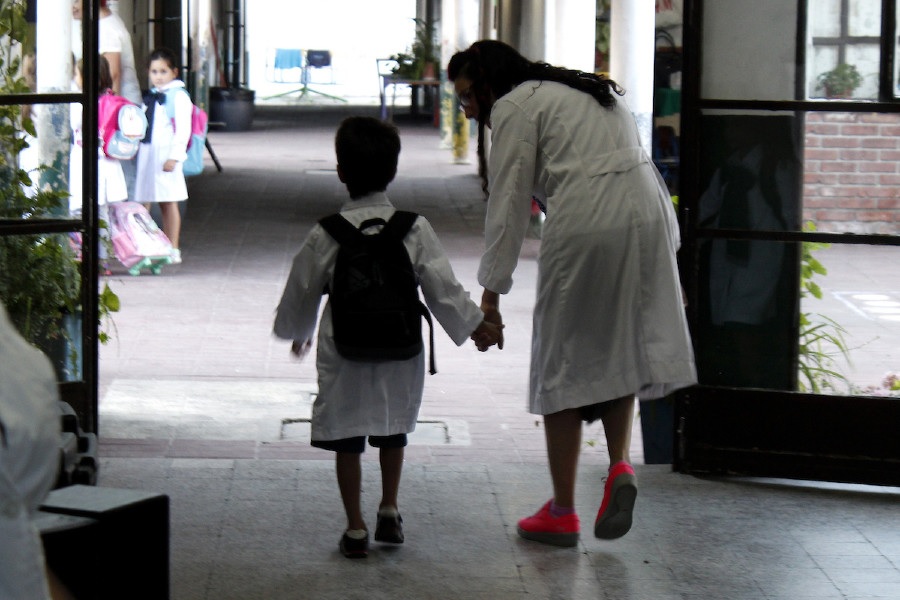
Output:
[273, 117, 501, 558]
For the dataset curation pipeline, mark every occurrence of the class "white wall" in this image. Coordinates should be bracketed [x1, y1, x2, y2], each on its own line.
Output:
[245, 0, 417, 104]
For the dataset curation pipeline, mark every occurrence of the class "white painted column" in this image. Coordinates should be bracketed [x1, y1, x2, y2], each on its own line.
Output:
[609, 0, 655, 150]
[544, 0, 596, 72]
[441, 0, 480, 162]
[36, 0, 74, 213]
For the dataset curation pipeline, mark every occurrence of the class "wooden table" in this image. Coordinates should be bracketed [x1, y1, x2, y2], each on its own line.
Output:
[380, 75, 441, 126]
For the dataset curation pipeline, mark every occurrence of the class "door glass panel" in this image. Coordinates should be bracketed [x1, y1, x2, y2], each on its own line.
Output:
[0, 232, 83, 382]
[698, 111, 803, 234]
[0, 103, 83, 219]
[808, 0, 881, 99]
[701, 0, 798, 101]
[895, 1, 900, 98]
[802, 111, 900, 236]
[811, 0, 842, 37]
[696, 111, 803, 392]
[800, 243, 900, 397]
[695, 238, 800, 392]
[695, 108, 900, 396]
[848, 0, 881, 36]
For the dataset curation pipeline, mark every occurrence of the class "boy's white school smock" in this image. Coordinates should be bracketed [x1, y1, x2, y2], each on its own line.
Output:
[134, 80, 191, 204]
[479, 80, 697, 416]
[273, 193, 484, 442]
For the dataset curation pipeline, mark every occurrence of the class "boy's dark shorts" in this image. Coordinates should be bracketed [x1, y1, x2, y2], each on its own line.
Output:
[312, 434, 408, 454]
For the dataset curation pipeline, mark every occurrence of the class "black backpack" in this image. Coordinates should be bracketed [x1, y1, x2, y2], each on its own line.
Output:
[319, 211, 436, 374]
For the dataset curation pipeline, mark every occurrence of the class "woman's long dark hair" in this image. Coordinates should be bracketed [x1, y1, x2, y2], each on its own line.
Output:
[447, 40, 623, 193]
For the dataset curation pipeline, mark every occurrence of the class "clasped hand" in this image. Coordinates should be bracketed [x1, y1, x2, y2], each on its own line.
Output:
[471, 306, 504, 352]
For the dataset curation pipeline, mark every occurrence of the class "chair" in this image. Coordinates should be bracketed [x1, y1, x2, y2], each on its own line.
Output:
[305, 50, 334, 84]
[262, 49, 345, 102]
[268, 48, 303, 83]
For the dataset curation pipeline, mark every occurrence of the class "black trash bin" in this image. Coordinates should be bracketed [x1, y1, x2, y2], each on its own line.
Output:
[209, 87, 255, 132]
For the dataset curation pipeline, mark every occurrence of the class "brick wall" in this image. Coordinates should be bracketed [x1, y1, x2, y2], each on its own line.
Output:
[803, 112, 900, 234]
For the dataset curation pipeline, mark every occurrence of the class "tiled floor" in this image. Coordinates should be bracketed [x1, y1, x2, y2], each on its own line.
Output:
[93, 106, 900, 599]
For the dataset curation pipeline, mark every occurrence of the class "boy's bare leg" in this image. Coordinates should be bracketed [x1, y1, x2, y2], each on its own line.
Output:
[379, 446, 404, 510]
[336, 452, 365, 531]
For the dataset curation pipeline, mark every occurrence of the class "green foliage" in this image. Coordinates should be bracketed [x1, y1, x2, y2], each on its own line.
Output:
[796, 222, 851, 393]
[816, 63, 863, 98]
[0, 0, 119, 366]
[391, 16, 439, 79]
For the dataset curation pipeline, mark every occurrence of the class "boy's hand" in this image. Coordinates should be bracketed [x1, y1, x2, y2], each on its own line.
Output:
[290, 339, 312, 361]
[472, 320, 504, 352]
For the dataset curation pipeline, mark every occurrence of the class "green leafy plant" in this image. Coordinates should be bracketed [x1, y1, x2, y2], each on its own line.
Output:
[816, 63, 863, 99]
[0, 0, 118, 372]
[797, 222, 851, 393]
[390, 16, 439, 79]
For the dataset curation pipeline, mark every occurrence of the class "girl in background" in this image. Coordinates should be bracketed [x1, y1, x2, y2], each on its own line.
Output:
[70, 56, 128, 268]
[134, 47, 191, 264]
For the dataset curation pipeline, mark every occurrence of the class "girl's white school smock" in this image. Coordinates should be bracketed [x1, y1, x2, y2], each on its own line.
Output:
[479, 80, 697, 416]
[134, 80, 191, 204]
[273, 193, 484, 442]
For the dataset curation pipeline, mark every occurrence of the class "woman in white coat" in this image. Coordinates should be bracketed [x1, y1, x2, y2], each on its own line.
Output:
[448, 41, 697, 547]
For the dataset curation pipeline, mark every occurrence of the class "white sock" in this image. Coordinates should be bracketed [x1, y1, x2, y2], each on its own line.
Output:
[346, 528, 367, 539]
[378, 506, 399, 518]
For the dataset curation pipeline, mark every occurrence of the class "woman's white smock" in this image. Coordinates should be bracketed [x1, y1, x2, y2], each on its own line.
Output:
[0, 306, 61, 600]
[273, 194, 484, 441]
[479, 80, 697, 415]
[134, 80, 191, 204]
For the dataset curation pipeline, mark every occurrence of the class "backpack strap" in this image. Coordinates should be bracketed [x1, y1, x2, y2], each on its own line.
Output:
[163, 87, 191, 120]
[383, 211, 437, 375]
[319, 213, 364, 248]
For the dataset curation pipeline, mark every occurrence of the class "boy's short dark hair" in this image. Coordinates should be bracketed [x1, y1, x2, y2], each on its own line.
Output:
[335, 117, 401, 199]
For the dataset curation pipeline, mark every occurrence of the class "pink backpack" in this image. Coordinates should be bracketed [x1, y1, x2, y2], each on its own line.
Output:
[97, 90, 148, 160]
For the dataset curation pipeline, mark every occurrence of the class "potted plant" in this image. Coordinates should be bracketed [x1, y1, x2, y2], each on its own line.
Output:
[0, 0, 118, 379]
[390, 16, 439, 80]
[817, 63, 863, 99]
[411, 16, 439, 79]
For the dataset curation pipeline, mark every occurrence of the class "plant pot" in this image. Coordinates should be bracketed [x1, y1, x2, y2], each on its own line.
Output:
[209, 87, 255, 132]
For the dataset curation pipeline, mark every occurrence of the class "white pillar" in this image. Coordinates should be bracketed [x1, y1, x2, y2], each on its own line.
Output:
[36, 0, 74, 210]
[544, 0, 596, 72]
[609, 0, 655, 150]
[441, 0, 480, 161]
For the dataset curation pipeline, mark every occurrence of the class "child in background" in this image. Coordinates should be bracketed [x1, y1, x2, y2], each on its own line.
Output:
[134, 47, 190, 264]
[70, 56, 128, 264]
[273, 117, 501, 559]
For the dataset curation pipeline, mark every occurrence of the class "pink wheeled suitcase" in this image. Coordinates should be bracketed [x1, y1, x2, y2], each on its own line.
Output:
[107, 201, 173, 275]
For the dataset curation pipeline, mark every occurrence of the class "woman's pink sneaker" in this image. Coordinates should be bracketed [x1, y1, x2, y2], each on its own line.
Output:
[516, 500, 580, 547]
[594, 461, 637, 539]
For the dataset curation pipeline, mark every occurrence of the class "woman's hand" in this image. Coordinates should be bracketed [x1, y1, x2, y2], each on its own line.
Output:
[290, 339, 312, 361]
[479, 288, 504, 349]
[163, 159, 178, 172]
[472, 320, 504, 351]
